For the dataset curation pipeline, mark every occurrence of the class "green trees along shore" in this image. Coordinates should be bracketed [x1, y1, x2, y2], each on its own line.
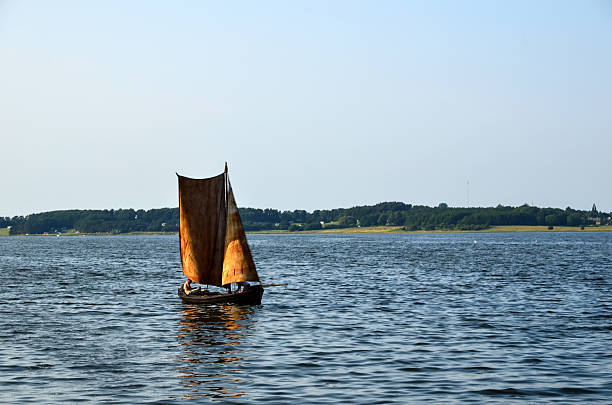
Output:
[0, 202, 609, 235]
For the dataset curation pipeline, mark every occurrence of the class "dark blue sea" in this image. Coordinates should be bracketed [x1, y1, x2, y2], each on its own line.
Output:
[0, 232, 611, 404]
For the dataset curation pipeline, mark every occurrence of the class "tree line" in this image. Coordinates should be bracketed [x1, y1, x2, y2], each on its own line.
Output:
[1, 203, 608, 235]
[2, 208, 179, 235]
[240, 202, 609, 231]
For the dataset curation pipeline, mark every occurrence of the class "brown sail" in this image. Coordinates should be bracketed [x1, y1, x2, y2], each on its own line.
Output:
[222, 185, 260, 285]
[177, 173, 227, 286]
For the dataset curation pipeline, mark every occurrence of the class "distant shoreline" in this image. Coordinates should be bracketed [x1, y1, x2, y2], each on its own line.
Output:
[251, 225, 612, 234]
[4, 203, 608, 236]
[2, 225, 611, 237]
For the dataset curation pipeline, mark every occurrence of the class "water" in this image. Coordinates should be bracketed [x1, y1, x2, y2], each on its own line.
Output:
[0, 232, 611, 403]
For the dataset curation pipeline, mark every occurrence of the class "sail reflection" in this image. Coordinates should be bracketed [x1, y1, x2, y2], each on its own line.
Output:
[176, 304, 258, 400]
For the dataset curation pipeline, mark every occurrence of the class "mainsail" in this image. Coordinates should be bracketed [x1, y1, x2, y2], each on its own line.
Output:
[178, 167, 260, 287]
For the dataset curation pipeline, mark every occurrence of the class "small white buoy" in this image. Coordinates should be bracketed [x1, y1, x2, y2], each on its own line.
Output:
[474, 240, 477, 244]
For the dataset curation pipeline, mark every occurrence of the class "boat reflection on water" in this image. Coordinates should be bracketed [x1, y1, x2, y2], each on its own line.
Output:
[176, 304, 258, 400]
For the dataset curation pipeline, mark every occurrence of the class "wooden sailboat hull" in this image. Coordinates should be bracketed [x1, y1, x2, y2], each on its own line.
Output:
[177, 285, 264, 305]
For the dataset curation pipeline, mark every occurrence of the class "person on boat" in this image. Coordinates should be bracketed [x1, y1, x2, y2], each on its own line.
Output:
[183, 279, 201, 295]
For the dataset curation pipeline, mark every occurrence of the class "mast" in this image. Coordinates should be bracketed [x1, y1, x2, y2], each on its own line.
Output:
[225, 162, 229, 209]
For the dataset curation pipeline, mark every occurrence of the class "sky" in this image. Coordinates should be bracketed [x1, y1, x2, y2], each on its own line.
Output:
[1, 0, 611, 217]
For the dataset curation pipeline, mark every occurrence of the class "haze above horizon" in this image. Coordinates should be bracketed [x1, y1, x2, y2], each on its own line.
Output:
[1, 1, 611, 217]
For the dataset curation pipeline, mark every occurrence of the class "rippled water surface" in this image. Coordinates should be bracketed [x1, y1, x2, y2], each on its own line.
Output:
[1, 232, 611, 403]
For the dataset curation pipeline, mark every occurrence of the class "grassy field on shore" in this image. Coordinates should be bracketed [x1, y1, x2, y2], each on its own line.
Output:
[0, 227, 9, 236]
[481, 225, 612, 233]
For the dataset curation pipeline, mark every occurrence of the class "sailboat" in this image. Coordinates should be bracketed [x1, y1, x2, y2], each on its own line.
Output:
[177, 164, 264, 305]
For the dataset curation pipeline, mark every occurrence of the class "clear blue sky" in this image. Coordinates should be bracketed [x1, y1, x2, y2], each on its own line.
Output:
[1, 0, 611, 216]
